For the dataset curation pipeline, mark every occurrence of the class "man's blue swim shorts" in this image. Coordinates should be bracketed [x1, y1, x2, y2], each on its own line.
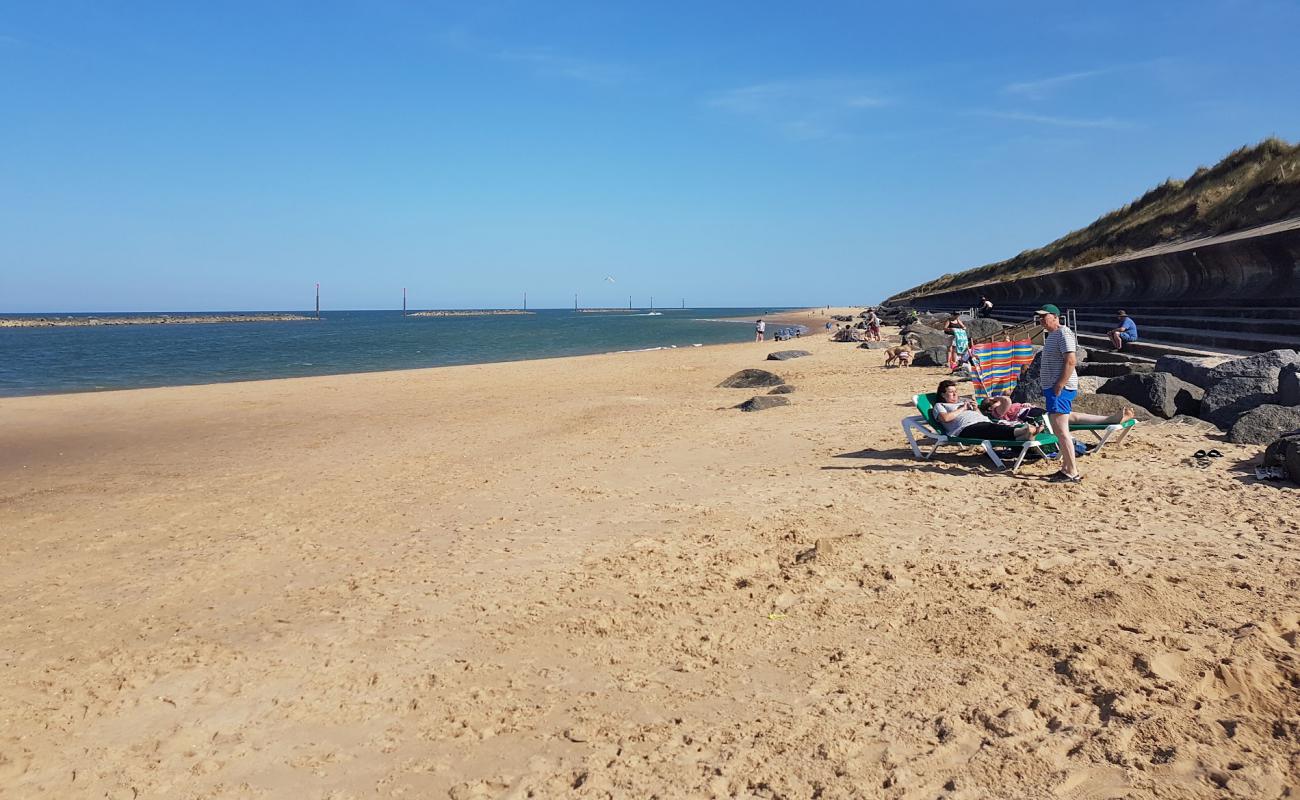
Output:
[1044, 387, 1077, 415]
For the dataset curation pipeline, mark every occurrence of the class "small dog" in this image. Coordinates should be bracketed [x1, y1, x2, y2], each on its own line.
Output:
[884, 345, 914, 367]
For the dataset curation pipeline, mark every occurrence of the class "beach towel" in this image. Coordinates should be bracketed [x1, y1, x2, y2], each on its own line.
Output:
[969, 339, 1034, 401]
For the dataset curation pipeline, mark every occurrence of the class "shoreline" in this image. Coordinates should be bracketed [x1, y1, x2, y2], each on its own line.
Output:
[0, 306, 849, 399]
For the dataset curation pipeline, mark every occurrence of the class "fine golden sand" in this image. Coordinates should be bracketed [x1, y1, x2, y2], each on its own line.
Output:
[2, 309, 1297, 799]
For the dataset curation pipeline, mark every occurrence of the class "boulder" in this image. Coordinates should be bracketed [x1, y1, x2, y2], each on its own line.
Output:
[831, 327, 869, 342]
[1097, 373, 1203, 419]
[1207, 349, 1300, 384]
[1199, 374, 1281, 429]
[1071, 393, 1156, 422]
[963, 317, 1004, 340]
[1154, 355, 1230, 389]
[718, 369, 786, 389]
[768, 385, 796, 395]
[767, 350, 810, 361]
[911, 347, 949, 368]
[1279, 365, 1300, 406]
[859, 341, 891, 350]
[736, 395, 790, 412]
[1078, 362, 1154, 379]
[1011, 352, 1045, 405]
[902, 325, 949, 350]
[1263, 431, 1300, 483]
[1077, 376, 1106, 395]
[1228, 405, 1300, 445]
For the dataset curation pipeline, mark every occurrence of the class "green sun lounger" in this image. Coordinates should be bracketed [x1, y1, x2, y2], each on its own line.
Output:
[902, 393, 1059, 472]
[1068, 418, 1137, 453]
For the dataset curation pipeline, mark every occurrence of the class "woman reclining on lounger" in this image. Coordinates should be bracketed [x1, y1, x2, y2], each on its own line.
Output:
[933, 380, 1044, 441]
[979, 395, 1135, 427]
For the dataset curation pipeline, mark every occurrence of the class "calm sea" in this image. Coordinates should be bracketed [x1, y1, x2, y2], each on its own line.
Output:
[0, 308, 804, 397]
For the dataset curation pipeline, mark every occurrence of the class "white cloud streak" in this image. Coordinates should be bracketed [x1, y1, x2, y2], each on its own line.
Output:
[972, 110, 1132, 130]
[1003, 68, 1113, 100]
[435, 28, 626, 86]
[707, 79, 889, 140]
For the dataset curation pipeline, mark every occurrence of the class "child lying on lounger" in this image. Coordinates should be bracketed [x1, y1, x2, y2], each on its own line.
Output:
[979, 395, 1135, 427]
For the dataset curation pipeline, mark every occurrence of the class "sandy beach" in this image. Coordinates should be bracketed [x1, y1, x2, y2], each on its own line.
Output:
[2, 310, 1297, 799]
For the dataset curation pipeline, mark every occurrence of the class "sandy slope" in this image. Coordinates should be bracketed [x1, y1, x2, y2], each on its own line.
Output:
[1, 315, 1297, 799]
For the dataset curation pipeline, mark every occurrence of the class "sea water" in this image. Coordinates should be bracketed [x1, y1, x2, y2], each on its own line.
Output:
[0, 308, 804, 396]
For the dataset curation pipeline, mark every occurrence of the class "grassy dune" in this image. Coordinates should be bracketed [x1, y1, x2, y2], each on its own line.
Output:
[891, 137, 1300, 301]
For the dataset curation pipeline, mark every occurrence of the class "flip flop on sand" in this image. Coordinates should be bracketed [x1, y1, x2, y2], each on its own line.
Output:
[1206, 449, 1224, 458]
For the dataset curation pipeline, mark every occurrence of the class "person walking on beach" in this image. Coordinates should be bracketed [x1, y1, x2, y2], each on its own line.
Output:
[755, 318, 766, 342]
[866, 308, 881, 341]
[1108, 310, 1139, 351]
[1036, 303, 1081, 484]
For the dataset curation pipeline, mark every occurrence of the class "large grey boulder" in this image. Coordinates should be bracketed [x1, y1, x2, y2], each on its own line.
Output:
[1279, 365, 1300, 406]
[1098, 373, 1203, 419]
[1079, 362, 1154, 379]
[911, 347, 949, 368]
[1263, 431, 1300, 483]
[858, 341, 892, 350]
[718, 369, 786, 389]
[767, 350, 810, 361]
[1078, 376, 1106, 394]
[737, 395, 790, 412]
[1228, 405, 1300, 445]
[1207, 349, 1300, 384]
[768, 384, 796, 395]
[902, 325, 949, 351]
[1012, 351, 1045, 405]
[1199, 374, 1281, 428]
[963, 317, 1004, 340]
[1154, 355, 1230, 389]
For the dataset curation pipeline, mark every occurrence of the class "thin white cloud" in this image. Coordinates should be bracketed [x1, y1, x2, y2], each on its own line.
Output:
[494, 46, 624, 85]
[1003, 68, 1113, 100]
[435, 28, 626, 86]
[707, 79, 889, 140]
[973, 110, 1132, 130]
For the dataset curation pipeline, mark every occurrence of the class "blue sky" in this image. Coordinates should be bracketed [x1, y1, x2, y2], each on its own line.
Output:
[3, 1, 1299, 311]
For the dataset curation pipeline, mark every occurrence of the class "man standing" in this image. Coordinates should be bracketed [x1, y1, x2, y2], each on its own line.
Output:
[755, 318, 766, 342]
[866, 308, 881, 341]
[1036, 303, 1081, 484]
[1108, 310, 1139, 350]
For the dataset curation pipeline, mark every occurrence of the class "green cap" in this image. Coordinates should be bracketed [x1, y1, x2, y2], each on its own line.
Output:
[1035, 303, 1061, 316]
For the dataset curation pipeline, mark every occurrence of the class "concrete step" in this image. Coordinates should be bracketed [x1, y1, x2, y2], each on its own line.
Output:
[1074, 332, 1254, 360]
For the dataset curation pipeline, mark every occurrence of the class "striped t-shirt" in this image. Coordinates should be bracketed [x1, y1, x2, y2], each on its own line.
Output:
[1041, 325, 1078, 391]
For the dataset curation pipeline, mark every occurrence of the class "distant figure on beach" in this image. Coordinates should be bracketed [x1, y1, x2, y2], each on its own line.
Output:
[944, 313, 968, 370]
[1108, 310, 1139, 350]
[979, 296, 994, 318]
[934, 380, 1043, 441]
[755, 319, 765, 342]
[866, 308, 881, 341]
[1036, 303, 1082, 484]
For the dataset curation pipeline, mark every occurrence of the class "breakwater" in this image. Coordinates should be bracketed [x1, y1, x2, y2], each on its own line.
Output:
[0, 313, 314, 328]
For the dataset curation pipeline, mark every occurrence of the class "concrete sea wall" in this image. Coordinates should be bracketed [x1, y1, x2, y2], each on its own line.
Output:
[896, 218, 1300, 308]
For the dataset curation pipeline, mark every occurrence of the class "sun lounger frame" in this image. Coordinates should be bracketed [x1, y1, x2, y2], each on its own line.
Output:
[903, 394, 1058, 472]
